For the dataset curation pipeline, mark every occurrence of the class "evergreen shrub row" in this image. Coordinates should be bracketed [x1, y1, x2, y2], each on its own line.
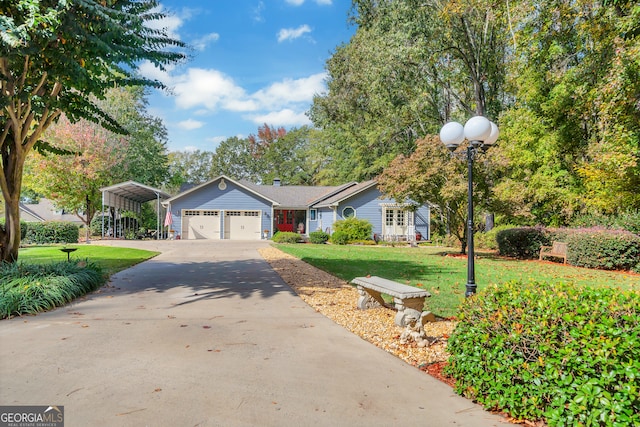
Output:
[24, 221, 79, 244]
[445, 281, 640, 426]
[496, 227, 640, 271]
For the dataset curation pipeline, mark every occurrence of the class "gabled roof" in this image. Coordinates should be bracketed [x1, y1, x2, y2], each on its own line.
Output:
[163, 175, 280, 206]
[239, 181, 357, 208]
[312, 179, 379, 208]
[162, 175, 380, 209]
[19, 198, 83, 224]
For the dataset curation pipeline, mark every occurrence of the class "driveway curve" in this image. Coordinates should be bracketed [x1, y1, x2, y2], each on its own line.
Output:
[0, 240, 511, 426]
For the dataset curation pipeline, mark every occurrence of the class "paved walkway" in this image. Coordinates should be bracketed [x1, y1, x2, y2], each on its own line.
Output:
[0, 240, 512, 426]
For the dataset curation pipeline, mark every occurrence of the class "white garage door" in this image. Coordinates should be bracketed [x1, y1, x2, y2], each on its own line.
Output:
[224, 211, 261, 240]
[182, 210, 220, 240]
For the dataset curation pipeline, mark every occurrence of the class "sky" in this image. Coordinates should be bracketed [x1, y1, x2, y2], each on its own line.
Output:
[140, 0, 356, 153]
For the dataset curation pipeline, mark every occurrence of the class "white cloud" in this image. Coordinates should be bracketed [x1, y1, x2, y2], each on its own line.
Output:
[192, 33, 220, 51]
[285, 0, 332, 5]
[145, 10, 184, 41]
[207, 136, 227, 144]
[177, 119, 205, 130]
[138, 61, 175, 86]
[277, 25, 312, 42]
[183, 146, 199, 152]
[250, 109, 311, 127]
[252, 73, 326, 108]
[253, 1, 265, 22]
[172, 68, 250, 111]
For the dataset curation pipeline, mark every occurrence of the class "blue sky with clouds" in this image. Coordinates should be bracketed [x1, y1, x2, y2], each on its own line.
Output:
[140, 0, 355, 152]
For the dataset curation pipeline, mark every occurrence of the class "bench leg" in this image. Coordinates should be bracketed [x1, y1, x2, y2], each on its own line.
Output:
[393, 297, 433, 327]
[356, 286, 384, 310]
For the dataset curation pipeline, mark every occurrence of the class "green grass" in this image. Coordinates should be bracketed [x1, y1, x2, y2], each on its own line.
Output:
[275, 244, 640, 318]
[1, 245, 159, 319]
[17, 244, 159, 275]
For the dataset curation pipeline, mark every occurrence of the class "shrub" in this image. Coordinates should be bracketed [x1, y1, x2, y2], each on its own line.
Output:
[332, 217, 373, 243]
[330, 230, 349, 245]
[271, 231, 301, 243]
[24, 221, 79, 244]
[566, 228, 640, 271]
[308, 230, 329, 244]
[445, 281, 640, 425]
[0, 219, 29, 240]
[572, 210, 640, 236]
[475, 225, 516, 250]
[0, 261, 105, 319]
[496, 227, 550, 259]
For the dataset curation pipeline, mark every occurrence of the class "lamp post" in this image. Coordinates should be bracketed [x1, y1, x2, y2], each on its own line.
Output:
[439, 116, 499, 297]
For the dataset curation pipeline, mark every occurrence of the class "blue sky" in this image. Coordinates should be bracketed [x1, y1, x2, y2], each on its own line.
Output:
[140, 0, 355, 152]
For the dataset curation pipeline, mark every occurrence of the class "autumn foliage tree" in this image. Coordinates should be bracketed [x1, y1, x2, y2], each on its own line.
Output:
[26, 115, 126, 242]
[378, 136, 495, 253]
[0, 1, 184, 262]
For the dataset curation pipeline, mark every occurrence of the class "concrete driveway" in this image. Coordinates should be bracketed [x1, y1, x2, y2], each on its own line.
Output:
[0, 240, 511, 426]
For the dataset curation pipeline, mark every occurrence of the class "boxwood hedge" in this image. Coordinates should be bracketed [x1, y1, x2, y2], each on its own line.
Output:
[445, 281, 640, 426]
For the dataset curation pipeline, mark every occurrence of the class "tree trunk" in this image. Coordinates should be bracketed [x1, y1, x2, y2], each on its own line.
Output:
[1, 194, 21, 263]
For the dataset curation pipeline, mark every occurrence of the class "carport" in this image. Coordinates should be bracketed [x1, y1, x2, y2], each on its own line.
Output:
[101, 181, 171, 239]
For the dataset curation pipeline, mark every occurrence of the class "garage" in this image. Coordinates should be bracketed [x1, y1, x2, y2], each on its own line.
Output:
[182, 210, 221, 240]
[224, 210, 261, 240]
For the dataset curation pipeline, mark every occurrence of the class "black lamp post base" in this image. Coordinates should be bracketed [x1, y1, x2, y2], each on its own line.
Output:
[465, 283, 477, 297]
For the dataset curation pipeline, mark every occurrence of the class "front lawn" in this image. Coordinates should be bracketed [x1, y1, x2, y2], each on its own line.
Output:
[275, 244, 640, 318]
[1, 245, 159, 319]
[17, 244, 159, 275]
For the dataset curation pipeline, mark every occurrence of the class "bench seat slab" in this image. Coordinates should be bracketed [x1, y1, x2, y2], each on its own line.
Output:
[353, 276, 432, 327]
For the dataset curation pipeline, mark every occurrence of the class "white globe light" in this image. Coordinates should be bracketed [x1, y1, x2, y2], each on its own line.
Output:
[439, 121, 465, 149]
[483, 121, 499, 146]
[464, 116, 492, 142]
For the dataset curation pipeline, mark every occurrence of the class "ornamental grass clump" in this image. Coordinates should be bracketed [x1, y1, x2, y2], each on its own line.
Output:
[0, 261, 105, 319]
[444, 281, 640, 426]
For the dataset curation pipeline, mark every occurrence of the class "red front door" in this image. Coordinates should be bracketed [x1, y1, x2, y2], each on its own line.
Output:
[275, 209, 294, 232]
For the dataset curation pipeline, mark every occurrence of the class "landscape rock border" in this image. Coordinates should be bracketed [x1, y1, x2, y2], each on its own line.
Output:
[259, 246, 455, 369]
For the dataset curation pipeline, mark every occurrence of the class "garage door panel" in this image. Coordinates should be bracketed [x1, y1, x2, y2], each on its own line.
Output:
[182, 210, 220, 240]
[224, 211, 261, 240]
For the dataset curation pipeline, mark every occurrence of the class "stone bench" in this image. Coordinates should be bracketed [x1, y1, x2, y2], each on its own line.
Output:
[351, 276, 435, 327]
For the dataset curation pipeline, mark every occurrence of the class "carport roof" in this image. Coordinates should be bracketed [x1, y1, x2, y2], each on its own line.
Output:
[101, 181, 171, 211]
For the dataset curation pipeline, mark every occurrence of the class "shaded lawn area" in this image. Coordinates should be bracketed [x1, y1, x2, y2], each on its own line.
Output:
[17, 245, 159, 275]
[275, 244, 640, 318]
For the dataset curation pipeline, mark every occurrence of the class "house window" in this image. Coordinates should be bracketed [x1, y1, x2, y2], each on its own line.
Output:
[309, 209, 317, 221]
[385, 210, 394, 226]
[396, 210, 405, 226]
[342, 206, 356, 218]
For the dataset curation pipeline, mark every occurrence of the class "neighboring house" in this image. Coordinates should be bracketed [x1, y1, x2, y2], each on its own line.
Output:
[162, 175, 430, 241]
[19, 198, 85, 226]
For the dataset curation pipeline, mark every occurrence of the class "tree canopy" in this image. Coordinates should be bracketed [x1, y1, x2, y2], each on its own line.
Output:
[0, 0, 185, 261]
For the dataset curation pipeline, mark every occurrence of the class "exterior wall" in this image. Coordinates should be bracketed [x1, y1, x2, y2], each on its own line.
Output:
[311, 207, 335, 234]
[167, 179, 272, 239]
[321, 186, 431, 240]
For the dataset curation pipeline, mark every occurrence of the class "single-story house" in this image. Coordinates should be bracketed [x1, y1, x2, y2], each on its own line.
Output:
[162, 175, 430, 241]
[19, 198, 85, 226]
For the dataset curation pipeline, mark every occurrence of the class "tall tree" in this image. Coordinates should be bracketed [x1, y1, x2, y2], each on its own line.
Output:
[26, 115, 126, 241]
[0, 0, 184, 261]
[310, 0, 509, 182]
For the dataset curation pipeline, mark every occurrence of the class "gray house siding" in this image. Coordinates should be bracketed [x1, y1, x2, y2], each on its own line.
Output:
[167, 179, 272, 239]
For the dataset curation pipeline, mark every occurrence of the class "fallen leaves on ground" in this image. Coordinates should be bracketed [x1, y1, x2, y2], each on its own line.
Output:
[259, 247, 456, 369]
